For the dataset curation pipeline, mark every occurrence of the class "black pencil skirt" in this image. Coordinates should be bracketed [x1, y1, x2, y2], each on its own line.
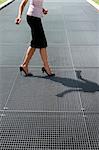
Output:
[27, 15, 47, 48]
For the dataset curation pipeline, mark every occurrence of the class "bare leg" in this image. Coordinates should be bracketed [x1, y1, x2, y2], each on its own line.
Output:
[21, 46, 36, 73]
[39, 48, 52, 74]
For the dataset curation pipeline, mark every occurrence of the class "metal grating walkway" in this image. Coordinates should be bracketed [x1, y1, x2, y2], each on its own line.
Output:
[1, 112, 94, 150]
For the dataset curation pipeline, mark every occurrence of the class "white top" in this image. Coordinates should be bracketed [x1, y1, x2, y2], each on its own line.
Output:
[27, 0, 43, 18]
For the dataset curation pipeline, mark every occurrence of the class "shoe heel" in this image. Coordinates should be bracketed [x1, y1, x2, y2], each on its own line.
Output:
[42, 67, 45, 73]
[19, 66, 26, 75]
[20, 67, 22, 72]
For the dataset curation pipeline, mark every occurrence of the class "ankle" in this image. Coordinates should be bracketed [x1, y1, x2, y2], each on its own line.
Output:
[44, 64, 50, 68]
[21, 64, 28, 68]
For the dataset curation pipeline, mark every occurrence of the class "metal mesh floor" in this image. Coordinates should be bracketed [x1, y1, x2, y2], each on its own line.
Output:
[1, 111, 93, 150]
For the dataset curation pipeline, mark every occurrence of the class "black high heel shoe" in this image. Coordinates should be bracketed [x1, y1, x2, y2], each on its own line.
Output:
[20, 66, 33, 77]
[42, 67, 55, 77]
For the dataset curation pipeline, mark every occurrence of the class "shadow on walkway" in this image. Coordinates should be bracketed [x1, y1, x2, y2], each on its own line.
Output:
[32, 71, 99, 97]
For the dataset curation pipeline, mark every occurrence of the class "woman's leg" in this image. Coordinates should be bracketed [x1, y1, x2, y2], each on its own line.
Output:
[39, 48, 52, 74]
[21, 46, 36, 73]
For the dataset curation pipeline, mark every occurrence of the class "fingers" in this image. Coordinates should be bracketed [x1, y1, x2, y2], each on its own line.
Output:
[43, 9, 48, 15]
[15, 18, 22, 24]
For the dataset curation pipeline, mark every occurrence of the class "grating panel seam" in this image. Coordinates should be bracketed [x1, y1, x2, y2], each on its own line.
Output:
[62, 9, 92, 150]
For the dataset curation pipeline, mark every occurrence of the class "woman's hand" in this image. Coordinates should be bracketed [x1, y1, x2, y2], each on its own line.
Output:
[15, 17, 22, 24]
[43, 8, 48, 15]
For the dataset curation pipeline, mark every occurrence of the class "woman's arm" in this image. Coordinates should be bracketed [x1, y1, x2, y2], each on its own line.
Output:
[15, 0, 28, 24]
